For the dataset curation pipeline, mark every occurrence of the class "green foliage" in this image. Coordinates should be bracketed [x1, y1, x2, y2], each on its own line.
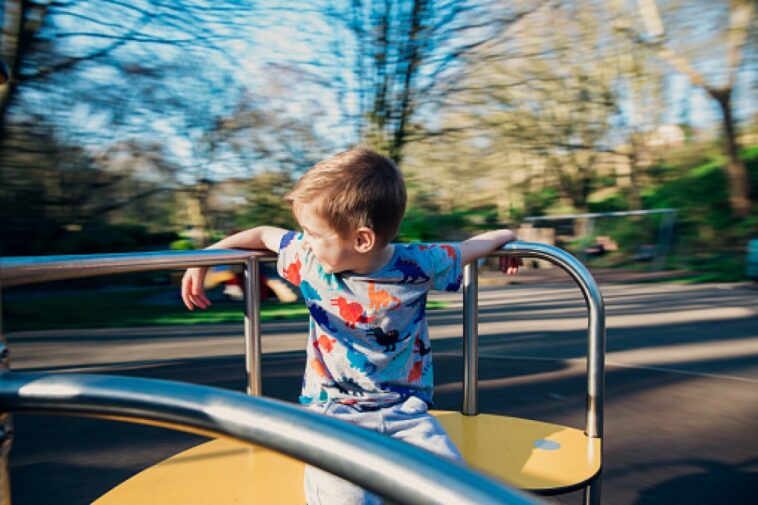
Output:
[587, 146, 758, 280]
[233, 171, 297, 231]
[522, 188, 560, 218]
[588, 192, 628, 213]
[2, 288, 449, 332]
[2, 288, 307, 332]
[398, 206, 500, 242]
[169, 239, 195, 251]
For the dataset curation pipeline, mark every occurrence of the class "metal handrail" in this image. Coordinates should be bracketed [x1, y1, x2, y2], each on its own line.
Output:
[0, 249, 277, 396]
[0, 371, 539, 505]
[0, 241, 605, 503]
[493, 242, 605, 439]
[0, 249, 276, 287]
[0, 241, 606, 437]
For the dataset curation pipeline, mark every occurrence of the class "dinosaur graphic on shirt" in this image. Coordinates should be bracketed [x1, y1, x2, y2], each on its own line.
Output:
[300, 280, 321, 301]
[366, 327, 410, 352]
[282, 255, 302, 286]
[413, 302, 426, 324]
[367, 282, 401, 312]
[310, 358, 329, 379]
[315, 334, 337, 353]
[280, 231, 297, 250]
[330, 297, 375, 328]
[439, 244, 457, 259]
[308, 303, 336, 332]
[407, 360, 423, 383]
[404, 294, 426, 324]
[335, 377, 366, 396]
[382, 342, 414, 378]
[392, 258, 430, 284]
[446, 273, 463, 291]
[345, 340, 377, 374]
[317, 264, 342, 290]
[413, 334, 431, 357]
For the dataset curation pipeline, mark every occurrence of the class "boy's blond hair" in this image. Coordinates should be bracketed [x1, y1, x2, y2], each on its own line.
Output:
[286, 147, 407, 246]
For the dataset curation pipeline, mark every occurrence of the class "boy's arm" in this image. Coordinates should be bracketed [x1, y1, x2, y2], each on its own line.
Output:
[203, 226, 288, 252]
[459, 229, 522, 275]
[181, 226, 288, 310]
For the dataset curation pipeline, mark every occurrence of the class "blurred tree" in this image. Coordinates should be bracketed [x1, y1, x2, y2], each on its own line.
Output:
[179, 89, 333, 245]
[0, 0, 258, 130]
[0, 118, 180, 254]
[233, 170, 297, 230]
[307, 0, 542, 165]
[621, 0, 756, 217]
[406, 1, 626, 222]
[0, 1, 341, 252]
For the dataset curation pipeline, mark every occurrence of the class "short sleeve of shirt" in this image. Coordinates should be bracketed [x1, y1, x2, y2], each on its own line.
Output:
[426, 243, 462, 292]
[276, 230, 304, 287]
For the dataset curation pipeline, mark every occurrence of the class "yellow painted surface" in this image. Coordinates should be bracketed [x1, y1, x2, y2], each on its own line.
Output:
[434, 411, 602, 491]
[95, 412, 601, 504]
[94, 438, 305, 504]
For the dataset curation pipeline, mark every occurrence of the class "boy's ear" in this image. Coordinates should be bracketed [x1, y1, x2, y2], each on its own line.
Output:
[354, 227, 376, 253]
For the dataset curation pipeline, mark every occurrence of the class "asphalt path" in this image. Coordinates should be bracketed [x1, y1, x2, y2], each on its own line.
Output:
[4, 279, 758, 504]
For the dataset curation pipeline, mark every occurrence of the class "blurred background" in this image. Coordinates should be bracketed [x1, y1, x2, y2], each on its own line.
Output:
[1, 3, 757, 505]
[1, 0, 756, 267]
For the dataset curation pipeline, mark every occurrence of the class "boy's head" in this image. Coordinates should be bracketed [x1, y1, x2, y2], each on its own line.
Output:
[287, 147, 406, 244]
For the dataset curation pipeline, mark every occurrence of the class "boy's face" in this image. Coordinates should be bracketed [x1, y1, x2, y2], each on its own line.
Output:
[294, 202, 361, 274]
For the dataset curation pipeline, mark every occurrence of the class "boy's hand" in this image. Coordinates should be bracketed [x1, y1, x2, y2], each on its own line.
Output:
[182, 267, 210, 310]
[499, 255, 522, 275]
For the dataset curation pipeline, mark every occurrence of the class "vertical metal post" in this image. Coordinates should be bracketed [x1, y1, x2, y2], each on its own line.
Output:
[0, 291, 13, 504]
[462, 262, 479, 416]
[583, 477, 602, 505]
[653, 211, 676, 272]
[243, 258, 262, 396]
[579, 217, 595, 264]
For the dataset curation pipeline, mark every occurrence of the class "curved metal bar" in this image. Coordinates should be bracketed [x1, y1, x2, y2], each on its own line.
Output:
[243, 257, 262, 396]
[0, 249, 277, 287]
[492, 242, 606, 439]
[0, 372, 540, 505]
[1, 243, 605, 438]
[462, 262, 479, 415]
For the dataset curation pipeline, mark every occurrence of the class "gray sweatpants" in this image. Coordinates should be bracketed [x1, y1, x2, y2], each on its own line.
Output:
[304, 396, 462, 505]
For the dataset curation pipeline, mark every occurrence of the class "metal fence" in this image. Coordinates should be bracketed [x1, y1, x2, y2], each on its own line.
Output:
[0, 241, 606, 504]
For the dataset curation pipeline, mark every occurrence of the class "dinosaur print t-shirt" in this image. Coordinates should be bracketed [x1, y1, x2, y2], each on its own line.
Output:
[277, 230, 462, 409]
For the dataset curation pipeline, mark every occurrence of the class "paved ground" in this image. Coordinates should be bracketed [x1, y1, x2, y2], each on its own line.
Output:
[4, 275, 758, 504]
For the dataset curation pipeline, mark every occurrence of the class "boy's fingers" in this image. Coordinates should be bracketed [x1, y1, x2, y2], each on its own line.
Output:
[198, 293, 211, 308]
[194, 282, 210, 306]
[182, 274, 211, 310]
[507, 256, 520, 275]
[500, 256, 521, 275]
[181, 276, 194, 310]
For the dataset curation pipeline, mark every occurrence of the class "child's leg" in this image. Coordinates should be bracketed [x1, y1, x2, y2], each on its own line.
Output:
[382, 396, 463, 461]
[303, 402, 383, 505]
[303, 398, 462, 505]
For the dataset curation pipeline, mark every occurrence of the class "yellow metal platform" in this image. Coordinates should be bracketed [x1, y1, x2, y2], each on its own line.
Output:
[94, 411, 601, 504]
[434, 412, 601, 493]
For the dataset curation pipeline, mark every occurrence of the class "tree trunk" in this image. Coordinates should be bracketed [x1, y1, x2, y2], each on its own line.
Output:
[711, 88, 751, 217]
[627, 148, 643, 211]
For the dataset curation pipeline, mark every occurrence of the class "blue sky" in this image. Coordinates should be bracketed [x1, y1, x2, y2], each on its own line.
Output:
[29, 0, 757, 182]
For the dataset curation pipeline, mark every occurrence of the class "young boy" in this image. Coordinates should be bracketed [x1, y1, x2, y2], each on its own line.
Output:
[181, 147, 520, 505]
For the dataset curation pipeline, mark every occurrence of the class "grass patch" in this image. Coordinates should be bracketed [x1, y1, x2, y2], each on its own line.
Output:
[2, 288, 448, 332]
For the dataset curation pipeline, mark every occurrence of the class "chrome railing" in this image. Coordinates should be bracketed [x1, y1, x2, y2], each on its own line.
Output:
[0, 371, 538, 505]
[0, 241, 606, 503]
[1, 249, 275, 396]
